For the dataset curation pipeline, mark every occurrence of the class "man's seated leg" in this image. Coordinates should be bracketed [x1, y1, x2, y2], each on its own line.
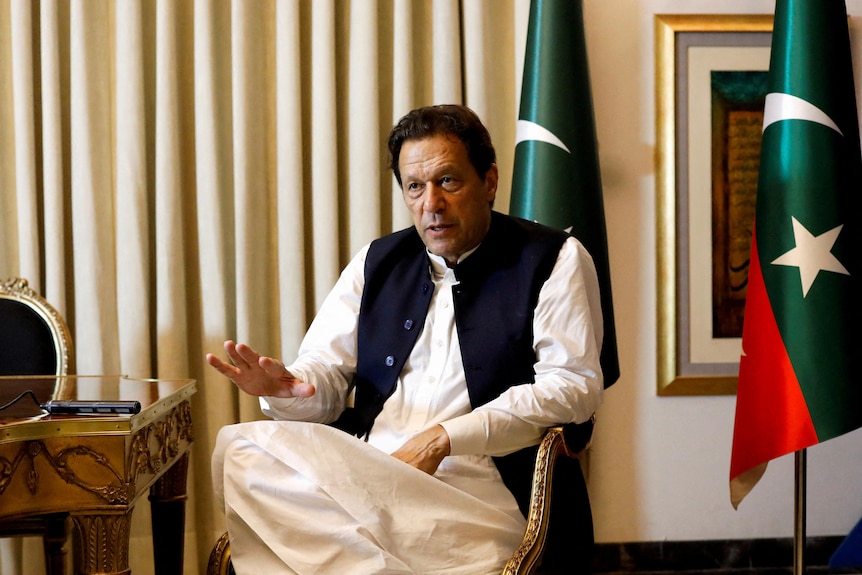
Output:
[214, 420, 527, 575]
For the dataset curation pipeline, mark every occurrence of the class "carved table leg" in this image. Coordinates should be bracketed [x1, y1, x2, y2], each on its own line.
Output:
[70, 512, 133, 575]
[149, 452, 189, 575]
[42, 514, 71, 575]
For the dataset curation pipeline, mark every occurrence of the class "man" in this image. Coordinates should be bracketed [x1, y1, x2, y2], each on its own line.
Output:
[209, 104, 604, 574]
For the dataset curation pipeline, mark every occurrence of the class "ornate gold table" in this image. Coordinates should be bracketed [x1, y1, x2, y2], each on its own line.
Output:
[0, 376, 195, 575]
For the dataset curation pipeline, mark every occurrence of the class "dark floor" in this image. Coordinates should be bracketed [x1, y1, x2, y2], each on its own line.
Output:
[595, 571, 862, 575]
[591, 536, 862, 574]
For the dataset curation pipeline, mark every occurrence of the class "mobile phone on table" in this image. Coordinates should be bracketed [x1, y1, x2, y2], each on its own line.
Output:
[41, 400, 142, 415]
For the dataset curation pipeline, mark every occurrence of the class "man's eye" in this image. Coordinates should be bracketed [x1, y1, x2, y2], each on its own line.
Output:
[441, 176, 460, 189]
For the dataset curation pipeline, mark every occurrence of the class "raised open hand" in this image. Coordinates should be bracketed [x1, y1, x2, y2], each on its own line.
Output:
[205, 340, 315, 398]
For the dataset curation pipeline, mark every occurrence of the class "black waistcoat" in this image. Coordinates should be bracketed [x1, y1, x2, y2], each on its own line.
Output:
[333, 211, 567, 435]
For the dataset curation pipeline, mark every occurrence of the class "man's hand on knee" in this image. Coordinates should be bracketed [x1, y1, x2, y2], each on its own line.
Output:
[390, 425, 451, 475]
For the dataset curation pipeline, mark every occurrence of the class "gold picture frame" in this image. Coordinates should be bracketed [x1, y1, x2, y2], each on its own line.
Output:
[655, 14, 773, 396]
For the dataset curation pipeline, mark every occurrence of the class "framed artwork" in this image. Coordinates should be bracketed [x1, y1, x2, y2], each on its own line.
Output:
[655, 14, 773, 396]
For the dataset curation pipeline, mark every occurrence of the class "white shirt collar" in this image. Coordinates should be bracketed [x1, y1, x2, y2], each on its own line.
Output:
[426, 245, 480, 278]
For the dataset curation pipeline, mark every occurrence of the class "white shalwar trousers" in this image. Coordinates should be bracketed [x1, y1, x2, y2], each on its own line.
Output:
[212, 420, 527, 575]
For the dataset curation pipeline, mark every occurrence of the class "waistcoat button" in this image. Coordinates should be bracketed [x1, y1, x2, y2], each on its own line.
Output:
[385, 355, 395, 367]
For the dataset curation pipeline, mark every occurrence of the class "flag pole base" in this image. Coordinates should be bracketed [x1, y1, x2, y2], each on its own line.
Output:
[794, 449, 807, 575]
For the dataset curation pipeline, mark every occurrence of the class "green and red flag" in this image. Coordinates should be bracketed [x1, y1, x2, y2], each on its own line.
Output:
[510, 0, 619, 387]
[730, 0, 862, 508]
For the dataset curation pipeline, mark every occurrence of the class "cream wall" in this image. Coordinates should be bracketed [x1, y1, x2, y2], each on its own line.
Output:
[576, 0, 862, 543]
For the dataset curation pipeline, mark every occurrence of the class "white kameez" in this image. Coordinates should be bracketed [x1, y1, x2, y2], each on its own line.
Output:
[212, 236, 604, 574]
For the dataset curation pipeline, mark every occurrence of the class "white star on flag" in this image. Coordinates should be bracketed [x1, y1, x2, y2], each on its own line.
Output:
[771, 216, 849, 297]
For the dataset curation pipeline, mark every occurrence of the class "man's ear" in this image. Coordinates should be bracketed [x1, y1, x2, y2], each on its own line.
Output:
[485, 163, 499, 202]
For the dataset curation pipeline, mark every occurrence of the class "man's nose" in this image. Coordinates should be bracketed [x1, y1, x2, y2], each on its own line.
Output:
[423, 185, 446, 213]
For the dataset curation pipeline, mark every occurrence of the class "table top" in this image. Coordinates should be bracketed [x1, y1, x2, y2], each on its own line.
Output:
[0, 375, 196, 443]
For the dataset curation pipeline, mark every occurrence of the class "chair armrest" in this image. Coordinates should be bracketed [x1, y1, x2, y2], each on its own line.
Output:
[501, 415, 596, 575]
[207, 531, 234, 575]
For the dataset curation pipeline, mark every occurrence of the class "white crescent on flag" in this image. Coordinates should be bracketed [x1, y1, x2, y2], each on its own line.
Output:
[762, 92, 843, 135]
[515, 119, 571, 153]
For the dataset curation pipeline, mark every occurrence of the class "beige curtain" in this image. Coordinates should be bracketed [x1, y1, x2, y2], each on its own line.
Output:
[0, 0, 529, 572]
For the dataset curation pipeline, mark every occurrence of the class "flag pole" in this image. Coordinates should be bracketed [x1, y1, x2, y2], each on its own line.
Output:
[793, 449, 806, 575]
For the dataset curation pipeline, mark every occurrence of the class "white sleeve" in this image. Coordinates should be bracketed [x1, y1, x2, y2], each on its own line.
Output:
[441, 237, 604, 456]
[260, 245, 369, 423]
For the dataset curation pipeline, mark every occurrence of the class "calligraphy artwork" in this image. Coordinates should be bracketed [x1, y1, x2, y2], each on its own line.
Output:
[710, 70, 768, 339]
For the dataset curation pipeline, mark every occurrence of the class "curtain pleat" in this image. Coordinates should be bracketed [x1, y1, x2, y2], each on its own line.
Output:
[0, 2, 15, 278]
[154, 0, 193, 379]
[115, 0, 153, 382]
[275, 0, 308, 365]
[347, 0, 382, 257]
[10, 1, 39, 287]
[39, 0, 71, 316]
[70, 1, 122, 385]
[0, 1, 528, 572]
[309, 0, 340, 309]
[431, 0, 462, 103]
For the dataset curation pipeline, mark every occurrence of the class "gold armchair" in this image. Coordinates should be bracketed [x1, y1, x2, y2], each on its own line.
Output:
[207, 416, 594, 575]
[0, 277, 75, 575]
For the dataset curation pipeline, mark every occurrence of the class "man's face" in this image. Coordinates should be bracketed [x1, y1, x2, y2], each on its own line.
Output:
[399, 134, 498, 266]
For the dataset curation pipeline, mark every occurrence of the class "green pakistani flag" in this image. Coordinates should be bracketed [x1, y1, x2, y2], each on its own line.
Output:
[511, 0, 619, 387]
[729, 0, 862, 508]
